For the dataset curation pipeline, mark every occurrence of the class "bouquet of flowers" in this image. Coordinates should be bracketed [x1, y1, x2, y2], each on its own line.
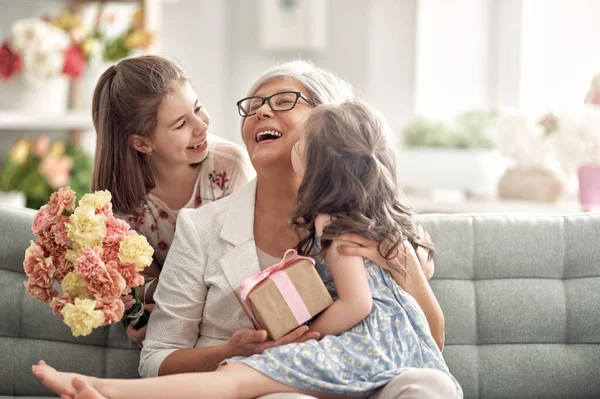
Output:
[0, 7, 154, 82]
[0, 15, 86, 82]
[0, 136, 92, 210]
[23, 187, 154, 336]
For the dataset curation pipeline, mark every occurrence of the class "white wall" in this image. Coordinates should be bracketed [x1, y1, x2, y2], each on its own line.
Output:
[160, 0, 419, 146]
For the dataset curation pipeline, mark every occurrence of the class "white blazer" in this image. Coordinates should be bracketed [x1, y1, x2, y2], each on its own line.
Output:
[139, 179, 263, 377]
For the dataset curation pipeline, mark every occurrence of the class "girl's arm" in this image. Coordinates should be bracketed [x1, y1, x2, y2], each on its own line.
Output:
[387, 242, 445, 350]
[336, 233, 445, 350]
[307, 215, 373, 337]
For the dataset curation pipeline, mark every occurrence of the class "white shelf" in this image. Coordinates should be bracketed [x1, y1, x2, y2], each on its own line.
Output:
[0, 111, 93, 131]
[407, 195, 586, 214]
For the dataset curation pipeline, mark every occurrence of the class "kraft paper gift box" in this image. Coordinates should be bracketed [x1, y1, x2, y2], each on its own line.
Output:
[235, 249, 333, 340]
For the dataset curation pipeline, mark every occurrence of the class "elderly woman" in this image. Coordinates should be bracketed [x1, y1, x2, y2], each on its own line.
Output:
[137, 61, 452, 398]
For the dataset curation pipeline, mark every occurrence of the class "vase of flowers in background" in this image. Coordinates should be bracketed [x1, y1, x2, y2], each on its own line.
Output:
[492, 111, 566, 202]
[0, 7, 154, 114]
[70, 6, 154, 111]
[0, 15, 86, 114]
[0, 136, 93, 209]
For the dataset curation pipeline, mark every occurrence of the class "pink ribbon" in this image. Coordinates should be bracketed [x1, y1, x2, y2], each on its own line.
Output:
[239, 249, 315, 329]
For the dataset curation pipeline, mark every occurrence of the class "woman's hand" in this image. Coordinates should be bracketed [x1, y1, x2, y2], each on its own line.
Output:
[125, 303, 154, 348]
[336, 225, 435, 280]
[226, 326, 320, 357]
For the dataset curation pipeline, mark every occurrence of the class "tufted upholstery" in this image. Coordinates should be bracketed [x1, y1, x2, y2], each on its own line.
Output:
[418, 214, 600, 399]
[1, 204, 599, 398]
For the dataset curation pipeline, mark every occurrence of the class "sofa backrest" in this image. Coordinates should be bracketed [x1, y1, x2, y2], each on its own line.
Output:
[417, 213, 600, 399]
[1, 205, 599, 398]
[0, 205, 140, 398]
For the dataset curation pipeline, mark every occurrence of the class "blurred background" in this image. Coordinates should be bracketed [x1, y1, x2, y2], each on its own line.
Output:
[1, 0, 600, 213]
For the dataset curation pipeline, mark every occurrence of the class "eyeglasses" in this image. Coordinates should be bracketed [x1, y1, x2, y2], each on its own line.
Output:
[237, 91, 316, 117]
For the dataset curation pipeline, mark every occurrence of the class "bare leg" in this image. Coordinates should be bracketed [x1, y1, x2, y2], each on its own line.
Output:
[64, 378, 109, 399]
[32, 360, 355, 399]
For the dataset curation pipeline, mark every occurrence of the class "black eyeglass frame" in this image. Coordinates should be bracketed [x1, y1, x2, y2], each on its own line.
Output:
[236, 91, 316, 117]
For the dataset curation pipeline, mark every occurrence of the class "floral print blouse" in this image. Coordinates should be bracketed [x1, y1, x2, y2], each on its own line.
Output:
[120, 136, 254, 268]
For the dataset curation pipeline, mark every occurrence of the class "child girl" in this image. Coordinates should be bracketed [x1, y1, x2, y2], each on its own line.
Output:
[32, 99, 462, 398]
[90, 55, 254, 343]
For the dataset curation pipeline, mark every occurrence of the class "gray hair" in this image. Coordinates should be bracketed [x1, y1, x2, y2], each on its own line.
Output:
[245, 60, 355, 106]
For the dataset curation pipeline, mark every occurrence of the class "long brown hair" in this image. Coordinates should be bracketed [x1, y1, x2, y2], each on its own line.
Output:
[292, 99, 434, 273]
[91, 55, 188, 216]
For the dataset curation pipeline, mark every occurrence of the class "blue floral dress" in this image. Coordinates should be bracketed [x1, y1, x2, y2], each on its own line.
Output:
[228, 246, 463, 398]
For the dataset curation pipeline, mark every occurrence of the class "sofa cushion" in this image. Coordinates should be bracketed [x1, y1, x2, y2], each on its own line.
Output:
[418, 214, 600, 398]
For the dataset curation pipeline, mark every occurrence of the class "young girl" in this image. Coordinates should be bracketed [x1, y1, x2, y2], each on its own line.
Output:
[32, 99, 462, 398]
[90, 55, 254, 342]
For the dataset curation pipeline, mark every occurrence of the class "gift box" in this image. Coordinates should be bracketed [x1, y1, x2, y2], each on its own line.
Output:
[235, 249, 333, 340]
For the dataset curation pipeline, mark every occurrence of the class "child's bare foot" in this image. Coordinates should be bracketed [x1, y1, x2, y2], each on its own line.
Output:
[70, 377, 109, 399]
[32, 360, 94, 397]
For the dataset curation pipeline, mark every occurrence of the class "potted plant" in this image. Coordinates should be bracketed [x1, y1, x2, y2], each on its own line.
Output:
[0, 136, 93, 210]
[397, 109, 508, 197]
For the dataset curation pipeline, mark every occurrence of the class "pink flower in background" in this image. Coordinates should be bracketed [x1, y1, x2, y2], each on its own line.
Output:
[47, 186, 76, 219]
[50, 293, 73, 316]
[76, 247, 105, 278]
[97, 298, 125, 325]
[32, 136, 50, 157]
[62, 44, 85, 78]
[32, 205, 52, 235]
[0, 41, 22, 79]
[39, 155, 74, 190]
[585, 74, 600, 107]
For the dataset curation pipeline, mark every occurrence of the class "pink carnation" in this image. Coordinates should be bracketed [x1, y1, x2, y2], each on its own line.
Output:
[51, 245, 73, 283]
[101, 243, 120, 264]
[109, 260, 144, 292]
[50, 293, 74, 316]
[104, 216, 130, 244]
[98, 203, 113, 217]
[24, 280, 58, 303]
[32, 205, 52, 236]
[86, 263, 126, 302]
[97, 298, 125, 326]
[51, 215, 70, 245]
[76, 247, 105, 278]
[23, 244, 55, 286]
[47, 187, 76, 220]
[36, 230, 54, 254]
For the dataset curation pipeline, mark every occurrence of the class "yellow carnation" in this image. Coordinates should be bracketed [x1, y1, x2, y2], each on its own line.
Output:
[61, 298, 105, 337]
[61, 271, 89, 298]
[25, 240, 37, 258]
[65, 242, 82, 265]
[79, 190, 112, 210]
[67, 206, 106, 248]
[119, 234, 154, 270]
